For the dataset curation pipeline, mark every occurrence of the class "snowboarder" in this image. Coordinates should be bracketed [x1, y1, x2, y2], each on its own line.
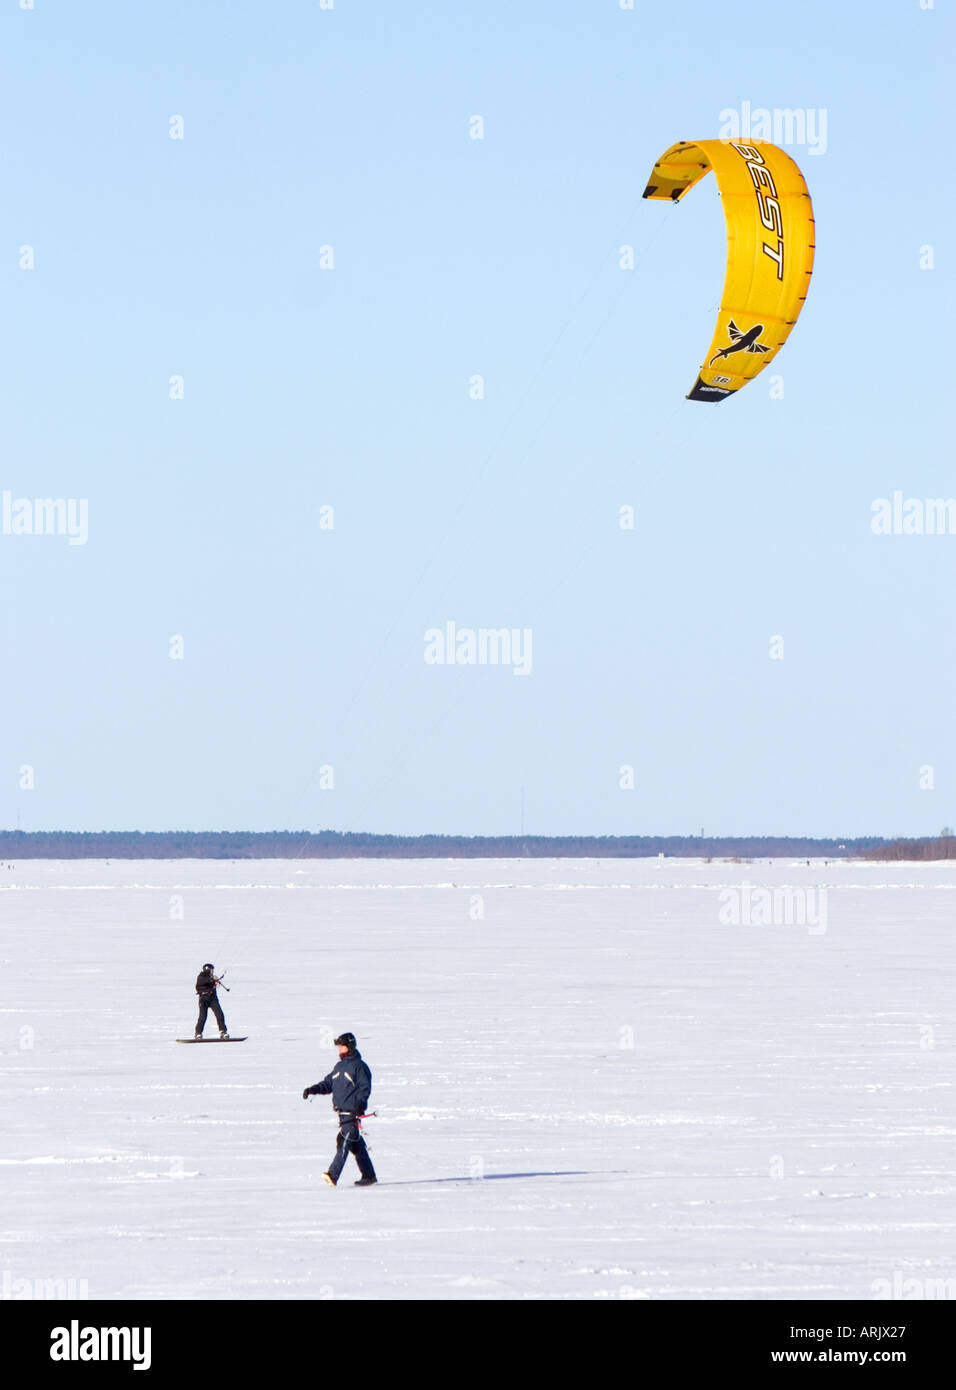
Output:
[302, 1032, 377, 1187]
[194, 963, 229, 1039]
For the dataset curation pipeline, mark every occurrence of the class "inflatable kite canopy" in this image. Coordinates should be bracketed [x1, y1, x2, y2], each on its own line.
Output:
[643, 140, 815, 401]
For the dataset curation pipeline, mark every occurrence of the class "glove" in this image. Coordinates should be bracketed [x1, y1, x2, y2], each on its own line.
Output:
[302, 1088, 312, 1100]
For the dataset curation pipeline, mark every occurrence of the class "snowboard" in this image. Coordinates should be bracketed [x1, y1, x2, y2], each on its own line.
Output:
[176, 1036, 248, 1043]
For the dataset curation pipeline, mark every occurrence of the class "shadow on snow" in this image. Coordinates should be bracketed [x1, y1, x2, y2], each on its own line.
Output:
[372, 1169, 609, 1187]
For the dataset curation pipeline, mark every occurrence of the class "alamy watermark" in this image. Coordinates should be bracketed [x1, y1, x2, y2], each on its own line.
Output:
[50, 1321, 150, 1371]
[2, 1269, 89, 1300]
[871, 1272, 956, 1300]
[424, 621, 533, 676]
[718, 881, 828, 935]
[718, 102, 827, 156]
[871, 492, 956, 536]
[2, 491, 88, 545]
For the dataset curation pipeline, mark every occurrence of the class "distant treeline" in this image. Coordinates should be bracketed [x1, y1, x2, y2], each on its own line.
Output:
[862, 835, 956, 861]
[0, 830, 893, 860]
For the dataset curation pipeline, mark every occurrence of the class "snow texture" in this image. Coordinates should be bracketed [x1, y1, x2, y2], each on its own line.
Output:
[1, 857, 954, 1301]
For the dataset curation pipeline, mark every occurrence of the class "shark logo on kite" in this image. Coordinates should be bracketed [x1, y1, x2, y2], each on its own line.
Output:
[708, 321, 771, 367]
[642, 139, 815, 401]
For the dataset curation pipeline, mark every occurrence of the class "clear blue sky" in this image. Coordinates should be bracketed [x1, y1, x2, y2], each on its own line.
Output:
[1, 0, 953, 838]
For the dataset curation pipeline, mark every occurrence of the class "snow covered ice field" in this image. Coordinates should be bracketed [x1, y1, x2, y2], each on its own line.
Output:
[1, 856, 955, 1302]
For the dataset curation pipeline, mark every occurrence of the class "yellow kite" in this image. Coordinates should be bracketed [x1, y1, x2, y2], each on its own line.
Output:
[643, 140, 815, 401]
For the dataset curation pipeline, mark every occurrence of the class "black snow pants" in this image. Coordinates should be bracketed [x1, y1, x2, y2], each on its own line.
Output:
[329, 1117, 376, 1183]
[196, 995, 227, 1035]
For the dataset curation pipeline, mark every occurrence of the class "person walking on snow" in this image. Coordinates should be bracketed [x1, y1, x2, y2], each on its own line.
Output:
[302, 1032, 377, 1186]
[195, 963, 229, 1039]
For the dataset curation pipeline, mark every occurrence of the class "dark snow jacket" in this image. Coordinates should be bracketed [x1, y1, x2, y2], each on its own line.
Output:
[305, 1050, 372, 1115]
[195, 969, 219, 999]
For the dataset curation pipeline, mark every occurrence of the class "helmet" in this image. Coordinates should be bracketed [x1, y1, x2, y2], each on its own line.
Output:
[203, 963, 215, 970]
[334, 1032, 356, 1050]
